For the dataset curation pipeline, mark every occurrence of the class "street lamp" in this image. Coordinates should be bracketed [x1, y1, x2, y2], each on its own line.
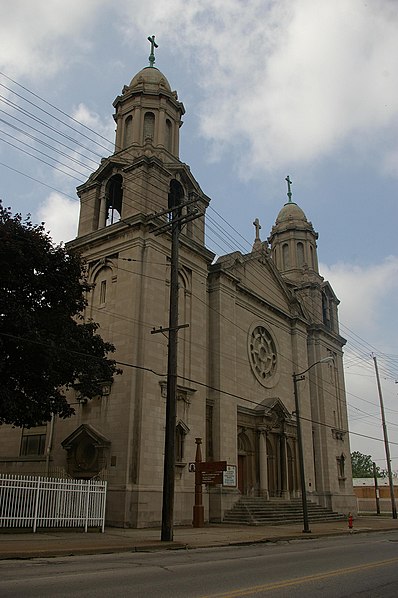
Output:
[293, 356, 334, 533]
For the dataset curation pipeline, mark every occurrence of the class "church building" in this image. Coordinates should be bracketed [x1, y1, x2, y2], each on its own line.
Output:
[0, 45, 356, 527]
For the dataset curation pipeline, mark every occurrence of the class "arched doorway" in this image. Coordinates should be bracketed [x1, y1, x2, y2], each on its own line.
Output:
[237, 432, 253, 495]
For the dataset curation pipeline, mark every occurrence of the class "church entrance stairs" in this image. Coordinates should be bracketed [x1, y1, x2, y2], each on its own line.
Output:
[222, 497, 345, 526]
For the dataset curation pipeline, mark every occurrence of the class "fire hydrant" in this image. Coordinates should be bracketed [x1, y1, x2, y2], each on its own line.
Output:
[348, 512, 353, 532]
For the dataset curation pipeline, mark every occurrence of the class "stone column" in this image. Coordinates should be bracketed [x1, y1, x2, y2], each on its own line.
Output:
[258, 429, 269, 499]
[280, 433, 288, 499]
[157, 108, 165, 147]
[175, 120, 180, 158]
[132, 107, 141, 144]
[99, 194, 107, 229]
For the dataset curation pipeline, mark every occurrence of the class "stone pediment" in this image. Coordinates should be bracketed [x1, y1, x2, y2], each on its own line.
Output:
[166, 162, 210, 205]
[321, 279, 340, 304]
[61, 424, 111, 450]
[211, 248, 305, 319]
[255, 397, 292, 423]
[62, 425, 110, 479]
[76, 158, 128, 194]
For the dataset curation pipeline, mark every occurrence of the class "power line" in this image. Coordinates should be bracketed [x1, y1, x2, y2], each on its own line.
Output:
[1, 70, 396, 387]
[2, 331, 397, 448]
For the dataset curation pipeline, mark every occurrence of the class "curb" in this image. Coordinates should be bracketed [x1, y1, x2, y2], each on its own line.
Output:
[1, 525, 397, 560]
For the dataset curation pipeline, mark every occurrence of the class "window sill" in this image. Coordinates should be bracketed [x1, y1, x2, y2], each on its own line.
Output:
[0, 456, 46, 462]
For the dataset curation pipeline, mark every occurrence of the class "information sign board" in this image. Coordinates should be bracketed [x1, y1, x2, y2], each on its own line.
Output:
[197, 461, 227, 473]
[201, 472, 223, 485]
[223, 465, 237, 487]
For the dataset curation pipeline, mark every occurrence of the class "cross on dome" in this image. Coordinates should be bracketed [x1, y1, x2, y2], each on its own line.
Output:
[147, 35, 158, 67]
[285, 175, 293, 203]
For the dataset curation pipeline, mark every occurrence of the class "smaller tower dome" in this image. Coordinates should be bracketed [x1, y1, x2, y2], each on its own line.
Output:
[276, 202, 307, 224]
[129, 66, 172, 93]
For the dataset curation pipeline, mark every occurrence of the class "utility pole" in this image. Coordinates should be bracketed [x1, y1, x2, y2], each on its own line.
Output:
[373, 461, 380, 515]
[292, 356, 334, 534]
[151, 191, 201, 541]
[372, 354, 397, 519]
[293, 372, 311, 533]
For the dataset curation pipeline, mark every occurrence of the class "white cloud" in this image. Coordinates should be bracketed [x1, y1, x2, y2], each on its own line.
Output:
[320, 256, 398, 339]
[383, 148, 398, 176]
[0, 0, 107, 79]
[321, 256, 398, 462]
[37, 193, 79, 244]
[71, 104, 115, 153]
[2, 0, 397, 178]
[119, 0, 398, 176]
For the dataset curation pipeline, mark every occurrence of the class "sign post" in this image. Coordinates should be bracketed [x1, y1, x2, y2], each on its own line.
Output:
[193, 438, 204, 528]
[192, 438, 228, 528]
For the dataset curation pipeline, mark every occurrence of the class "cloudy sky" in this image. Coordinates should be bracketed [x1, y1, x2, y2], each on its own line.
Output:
[1, 0, 397, 470]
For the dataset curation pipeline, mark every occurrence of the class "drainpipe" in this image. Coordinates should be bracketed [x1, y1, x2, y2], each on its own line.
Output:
[45, 414, 55, 477]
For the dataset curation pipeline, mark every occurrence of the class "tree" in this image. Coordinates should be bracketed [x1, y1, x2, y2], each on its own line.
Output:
[351, 451, 380, 478]
[0, 203, 120, 428]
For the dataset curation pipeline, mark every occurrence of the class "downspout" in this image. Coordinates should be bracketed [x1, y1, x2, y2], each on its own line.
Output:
[45, 413, 55, 477]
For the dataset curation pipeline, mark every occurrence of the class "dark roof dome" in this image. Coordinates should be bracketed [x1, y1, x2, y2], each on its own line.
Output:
[129, 67, 171, 92]
[276, 202, 307, 224]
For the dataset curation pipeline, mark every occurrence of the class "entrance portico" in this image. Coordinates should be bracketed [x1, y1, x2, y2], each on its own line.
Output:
[237, 399, 299, 500]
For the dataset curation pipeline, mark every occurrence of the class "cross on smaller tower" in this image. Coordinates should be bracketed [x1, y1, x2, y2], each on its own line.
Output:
[147, 35, 158, 67]
[253, 218, 261, 241]
[285, 175, 293, 203]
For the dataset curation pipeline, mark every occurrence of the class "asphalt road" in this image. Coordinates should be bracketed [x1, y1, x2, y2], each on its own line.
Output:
[1, 531, 398, 597]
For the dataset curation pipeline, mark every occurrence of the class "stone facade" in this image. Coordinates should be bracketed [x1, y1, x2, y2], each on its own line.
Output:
[0, 60, 357, 526]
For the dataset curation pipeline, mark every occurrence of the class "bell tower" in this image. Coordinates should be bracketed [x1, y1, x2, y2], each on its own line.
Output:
[74, 37, 208, 246]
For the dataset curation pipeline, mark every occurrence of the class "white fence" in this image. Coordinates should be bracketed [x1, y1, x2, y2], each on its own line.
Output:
[0, 475, 107, 532]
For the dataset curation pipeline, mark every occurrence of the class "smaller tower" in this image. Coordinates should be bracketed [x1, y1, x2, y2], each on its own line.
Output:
[268, 176, 319, 283]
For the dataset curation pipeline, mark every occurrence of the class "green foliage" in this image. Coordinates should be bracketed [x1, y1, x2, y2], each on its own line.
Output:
[0, 203, 120, 427]
[351, 451, 380, 478]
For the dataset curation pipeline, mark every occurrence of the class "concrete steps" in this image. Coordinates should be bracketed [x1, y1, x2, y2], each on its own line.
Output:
[223, 497, 345, 526]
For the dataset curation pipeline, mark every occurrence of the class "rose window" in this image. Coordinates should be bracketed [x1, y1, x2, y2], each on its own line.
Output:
[249, 326, 277, 383]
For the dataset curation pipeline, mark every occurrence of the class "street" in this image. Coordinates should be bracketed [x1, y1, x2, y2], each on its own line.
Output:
[0, 531, 397, 597]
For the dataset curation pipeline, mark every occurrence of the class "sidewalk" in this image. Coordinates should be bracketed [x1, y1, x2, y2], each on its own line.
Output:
[1, 516, 397, 560]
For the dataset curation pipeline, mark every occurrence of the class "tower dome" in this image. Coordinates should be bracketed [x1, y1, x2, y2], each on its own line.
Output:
[129, 66, 172, 93]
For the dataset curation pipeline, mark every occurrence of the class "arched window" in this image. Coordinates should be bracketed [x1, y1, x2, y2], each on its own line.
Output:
[175, 422, 189, 463]
[106, 174, 123, 225]
[297, 242, 304, 267]
[143, 111, 155, 142]
[337, 454, 346, 480]
[322, 290, 335, 331]
[238, 432, 251, 454]
[93, 266, 112, 308]
[165, 119, 172, 152]
[309, 245, 315, 269]
[282, 243, 290, 269]
[124, 115, 133, 148]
